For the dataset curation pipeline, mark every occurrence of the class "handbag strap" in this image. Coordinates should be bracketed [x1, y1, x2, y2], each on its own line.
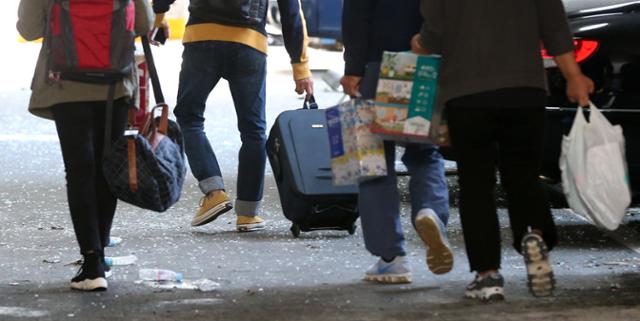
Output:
[102, 83, 138, 192]
[141, 35, 164, 105]
[127, 137, 138, 192]
[141, 36, 169, 135]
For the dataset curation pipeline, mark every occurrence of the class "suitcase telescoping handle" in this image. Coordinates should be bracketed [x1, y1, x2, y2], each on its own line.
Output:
[302, 95, 318, 110]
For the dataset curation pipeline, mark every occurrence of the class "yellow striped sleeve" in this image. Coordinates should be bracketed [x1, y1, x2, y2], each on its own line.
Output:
[182, 23, 268, 54]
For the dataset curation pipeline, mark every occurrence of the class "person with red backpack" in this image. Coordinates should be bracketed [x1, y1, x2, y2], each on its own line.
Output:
[17, 0, 153, 291]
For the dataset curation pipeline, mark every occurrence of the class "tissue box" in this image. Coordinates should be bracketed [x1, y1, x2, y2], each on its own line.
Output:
[372, 52, 441, 143]
[326, 100, 387, 186]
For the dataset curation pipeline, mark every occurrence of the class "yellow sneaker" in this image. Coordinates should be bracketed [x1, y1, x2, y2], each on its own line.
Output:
[191, 191, 233, 227]
[236, 215, 266, 232]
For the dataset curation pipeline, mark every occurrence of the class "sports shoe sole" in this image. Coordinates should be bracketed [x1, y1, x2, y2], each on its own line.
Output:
[237, 221, 266, 232]
[465, 287, 505, 302]
[70, 278, 108, 292]
[522, 234, 555, 297]
[364, 273, 412, 284]
[191, 202, 233, 227]
[415, 214, 454, 275]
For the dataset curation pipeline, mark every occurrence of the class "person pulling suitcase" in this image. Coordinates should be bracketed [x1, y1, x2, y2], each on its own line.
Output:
[152, 0, 314, 232]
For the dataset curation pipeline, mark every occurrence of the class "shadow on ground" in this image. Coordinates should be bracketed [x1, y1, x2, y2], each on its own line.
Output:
[2, 273, 640, 321]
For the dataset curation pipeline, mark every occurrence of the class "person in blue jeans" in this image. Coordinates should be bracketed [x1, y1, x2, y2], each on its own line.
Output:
[340, 0, 453, 283]
[153, 0, 314, 232]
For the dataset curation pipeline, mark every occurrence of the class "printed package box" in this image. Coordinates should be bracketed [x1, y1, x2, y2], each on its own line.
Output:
[372, 51, 441, 143]
[325, 100, 387, 186]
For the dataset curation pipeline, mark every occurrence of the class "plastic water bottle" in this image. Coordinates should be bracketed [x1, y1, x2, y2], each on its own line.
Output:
[138, 268, 183, 283]
[104, 255, 137, 266]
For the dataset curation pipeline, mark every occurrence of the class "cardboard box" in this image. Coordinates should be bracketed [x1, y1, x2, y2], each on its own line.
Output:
[372, 52, 441, 143]
[326, 100, 387, 186]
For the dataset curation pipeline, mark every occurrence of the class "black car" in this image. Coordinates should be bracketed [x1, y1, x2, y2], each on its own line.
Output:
[541, 0, 640, 205]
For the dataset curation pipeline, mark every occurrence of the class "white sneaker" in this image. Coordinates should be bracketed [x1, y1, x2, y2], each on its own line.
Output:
[70, 257, 107, 291]
[364, 256, 412, 284]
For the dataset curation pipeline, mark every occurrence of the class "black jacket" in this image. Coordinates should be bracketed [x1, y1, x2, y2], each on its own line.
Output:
[342, 0, 424, 76]
[153, 0, 270, 34]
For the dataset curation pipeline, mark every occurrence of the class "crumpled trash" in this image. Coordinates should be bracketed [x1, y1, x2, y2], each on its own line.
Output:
[191, 279, 220, 292]
[135, 278, 220, 292]
[157, 298, 223, 307]
[65, 259, 83, 266]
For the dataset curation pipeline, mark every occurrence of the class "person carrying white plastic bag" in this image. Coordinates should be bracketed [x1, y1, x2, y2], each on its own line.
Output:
[560, 102, 631, 231]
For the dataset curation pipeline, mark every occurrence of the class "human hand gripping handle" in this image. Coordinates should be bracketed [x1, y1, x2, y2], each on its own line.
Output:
[411, 34, 431, 55]
[295, 77, 314, 100]
[149, 13, 170, 46]
[565, 74, 594, 107]
[340, 75, 362, 98]
[554, 51, 595, 107]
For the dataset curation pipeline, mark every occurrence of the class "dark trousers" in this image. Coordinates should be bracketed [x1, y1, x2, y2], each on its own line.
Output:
[52, 100, 128, 256]
[445, 87, 557, 272]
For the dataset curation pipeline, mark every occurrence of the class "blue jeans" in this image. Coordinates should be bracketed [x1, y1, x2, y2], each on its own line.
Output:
[357, 62, 449, 260]
[174, 41, 267, 216]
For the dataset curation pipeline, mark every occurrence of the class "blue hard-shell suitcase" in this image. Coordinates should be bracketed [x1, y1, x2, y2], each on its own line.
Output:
[266, 97, 359, 237]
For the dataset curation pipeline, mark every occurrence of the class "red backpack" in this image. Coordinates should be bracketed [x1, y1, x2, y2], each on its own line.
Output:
[47, 0, 136, 84]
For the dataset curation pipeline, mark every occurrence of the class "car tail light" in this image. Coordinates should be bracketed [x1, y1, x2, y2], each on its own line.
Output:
[541, 39, 600, 64]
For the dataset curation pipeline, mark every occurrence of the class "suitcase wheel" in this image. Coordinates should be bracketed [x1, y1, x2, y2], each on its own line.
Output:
[290, 223, 301, 238]
[347, 224, 357, 235]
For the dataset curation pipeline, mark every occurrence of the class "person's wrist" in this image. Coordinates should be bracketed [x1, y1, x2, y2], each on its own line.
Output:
[154, 14, 166, 28]
[565, 72, 585, 83]
[413, 35, 423, 49]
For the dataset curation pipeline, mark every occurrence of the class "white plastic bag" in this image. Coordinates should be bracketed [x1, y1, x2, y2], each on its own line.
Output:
[559, 102, 631, 230]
